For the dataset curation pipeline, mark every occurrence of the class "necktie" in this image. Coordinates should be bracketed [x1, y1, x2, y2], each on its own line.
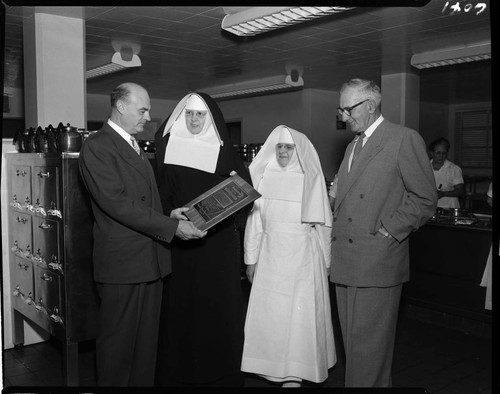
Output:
[130, 136, 141, 156]
[351, 132, 365, 167]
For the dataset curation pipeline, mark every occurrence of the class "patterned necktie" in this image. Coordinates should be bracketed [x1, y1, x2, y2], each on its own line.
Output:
[130, 136, 141, 156]
[351, 131, 365, 167]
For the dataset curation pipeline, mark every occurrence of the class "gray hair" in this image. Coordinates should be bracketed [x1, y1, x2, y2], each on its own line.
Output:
[340, 78, 381, 108]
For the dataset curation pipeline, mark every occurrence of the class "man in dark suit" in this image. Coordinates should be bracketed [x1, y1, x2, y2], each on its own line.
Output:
[330, 78, 437, 387]
[79, 82, 206, 386]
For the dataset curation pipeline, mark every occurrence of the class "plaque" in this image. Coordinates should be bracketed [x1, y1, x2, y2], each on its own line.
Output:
[184, 173, 261, 231]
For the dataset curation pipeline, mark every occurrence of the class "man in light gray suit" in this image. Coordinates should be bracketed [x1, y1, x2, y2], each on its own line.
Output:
[330, 78, 437, 387]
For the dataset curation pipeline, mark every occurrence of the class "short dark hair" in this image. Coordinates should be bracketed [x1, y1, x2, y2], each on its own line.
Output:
[110, 84, 131, 108]
[429, 137, 450, 152]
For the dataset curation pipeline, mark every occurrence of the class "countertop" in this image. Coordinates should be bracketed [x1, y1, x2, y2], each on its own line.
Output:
[425, 213, 492, 232]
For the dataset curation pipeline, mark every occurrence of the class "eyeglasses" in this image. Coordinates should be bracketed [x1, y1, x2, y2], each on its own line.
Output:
[337, 99, 369, 117]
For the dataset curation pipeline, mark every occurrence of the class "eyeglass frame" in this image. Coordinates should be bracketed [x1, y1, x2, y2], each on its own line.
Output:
[337, 99, 369, 117]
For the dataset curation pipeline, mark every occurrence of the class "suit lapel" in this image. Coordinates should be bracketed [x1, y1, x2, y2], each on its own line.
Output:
[336, 121, 387, 208]
[103, 125, 153, 187]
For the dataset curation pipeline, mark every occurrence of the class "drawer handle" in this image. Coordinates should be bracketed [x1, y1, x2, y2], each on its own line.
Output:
[47, 209, 62, 219]
[16, 169, 27, 177]
[13, 285, 22, 297]
[37, 171, 50, 178]
[48, 262, 63, 275]
[10, 195, 23, 209]
[16, 217, 28, 224]
[24, 292, 34, 305]
[35, 298, 44, 312]
[11, 240, 20, 253]
[32, 250, 44, 264]
[50, 308, 64, 325]
[41, 273, 53, 282]
[38, 223, 52, 230]
[23, 245, 32, 259]
[48, 255, 63, 275]
[33, 199, 47, 216]
[17, 261, 29, 270]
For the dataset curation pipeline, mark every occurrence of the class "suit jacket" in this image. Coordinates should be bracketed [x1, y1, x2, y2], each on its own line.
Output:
[330, 119, 437, 287]
[79, 123, 178, 284]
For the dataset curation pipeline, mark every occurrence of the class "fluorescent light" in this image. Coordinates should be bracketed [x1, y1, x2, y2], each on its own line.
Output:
[86, 51, 141, 79]
[200, 74, 304, 100]
[411, 43, 491, 69]
[222, 6, 354, 37]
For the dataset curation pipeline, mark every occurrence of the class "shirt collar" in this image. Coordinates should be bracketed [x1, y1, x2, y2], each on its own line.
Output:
[363, 115, 384, 139]
[107, 119, 133, 143]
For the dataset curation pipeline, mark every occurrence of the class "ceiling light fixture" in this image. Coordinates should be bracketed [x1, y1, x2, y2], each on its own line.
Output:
[200, 73, 304, 101]
[410, 42, 491, 69]
[86, 48, 141, 79]
[221, 6, 354, 37]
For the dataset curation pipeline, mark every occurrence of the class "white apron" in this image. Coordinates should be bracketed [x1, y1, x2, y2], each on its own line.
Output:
[241, 198, 335, 383]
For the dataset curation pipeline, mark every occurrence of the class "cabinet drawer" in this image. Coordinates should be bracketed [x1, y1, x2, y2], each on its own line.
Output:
[10, 211, 33, 258]
[9, 164, 32, 207]
[34, 265, 62, 317]
[33, 216, 61, 270]
[11, 256, 35, 305]
[32, 165, 60, 213]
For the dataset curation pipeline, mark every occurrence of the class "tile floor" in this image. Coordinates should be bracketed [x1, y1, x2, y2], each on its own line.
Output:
[2, 282, 494, 392]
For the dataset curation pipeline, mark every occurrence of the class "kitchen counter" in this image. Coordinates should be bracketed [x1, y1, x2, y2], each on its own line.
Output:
[424, 213, 492, 232]
[405, 214, 492, 323]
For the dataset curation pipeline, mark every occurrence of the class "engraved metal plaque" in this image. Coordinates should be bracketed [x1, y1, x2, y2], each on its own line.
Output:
[184, 173, 260, 231]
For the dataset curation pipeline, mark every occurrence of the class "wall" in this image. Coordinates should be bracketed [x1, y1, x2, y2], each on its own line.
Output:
[86, 93, 179, 141]
[2, 87, 24, 119]
[218, 88, 351, 179]
[419, 101, 450, 157]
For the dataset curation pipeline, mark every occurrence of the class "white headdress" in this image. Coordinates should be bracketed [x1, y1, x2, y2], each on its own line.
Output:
[249, 125, 332, 226]
[162, 93, 222, 173]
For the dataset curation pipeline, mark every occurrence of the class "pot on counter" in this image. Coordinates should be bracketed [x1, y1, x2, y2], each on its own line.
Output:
[57, 122, 83, 153]
[13, 128, 24, 152]
[34, 126, 50, 153]
[448, 208, 474, 219]
[23, 127, 36, 153]
[46, 124, 59, 153]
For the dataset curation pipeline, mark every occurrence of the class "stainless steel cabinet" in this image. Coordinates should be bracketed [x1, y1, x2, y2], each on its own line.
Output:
[6, 152, 98, 386]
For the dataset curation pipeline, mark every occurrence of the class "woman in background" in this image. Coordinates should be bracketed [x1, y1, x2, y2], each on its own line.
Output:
[429, 137, 464, 208]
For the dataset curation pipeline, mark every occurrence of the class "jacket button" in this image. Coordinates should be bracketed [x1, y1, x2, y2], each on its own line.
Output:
[332, 236, 336, 241]
[360, 194, 364, 199]
[348, 238, 353, 243]
[141, 196, 146, 201]
[348, 218, 352, 222]
[333, 217, 337, 222]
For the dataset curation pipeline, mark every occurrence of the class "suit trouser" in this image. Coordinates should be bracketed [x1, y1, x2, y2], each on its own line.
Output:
[96, 279, 162, 386]
[335, 283, 402, 387]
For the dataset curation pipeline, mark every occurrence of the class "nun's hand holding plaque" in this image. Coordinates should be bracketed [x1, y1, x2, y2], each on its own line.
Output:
[184, 173, 260, 231]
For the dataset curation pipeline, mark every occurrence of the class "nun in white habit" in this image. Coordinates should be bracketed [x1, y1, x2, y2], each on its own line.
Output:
[241, 125, 336, 387]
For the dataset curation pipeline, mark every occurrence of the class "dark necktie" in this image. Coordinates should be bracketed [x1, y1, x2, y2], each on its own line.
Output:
[351, 132, 365, 168]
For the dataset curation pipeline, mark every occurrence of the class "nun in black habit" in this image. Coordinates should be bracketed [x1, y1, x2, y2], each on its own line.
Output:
[154, 92, 252, 387]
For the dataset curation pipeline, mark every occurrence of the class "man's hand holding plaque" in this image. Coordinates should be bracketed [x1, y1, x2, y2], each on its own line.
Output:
[172, 207, 207, 240]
